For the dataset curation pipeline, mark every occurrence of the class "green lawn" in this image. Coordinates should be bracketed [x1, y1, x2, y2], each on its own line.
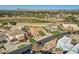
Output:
[0, 19, 51, 23]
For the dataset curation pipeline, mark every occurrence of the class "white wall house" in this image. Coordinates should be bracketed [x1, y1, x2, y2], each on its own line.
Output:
[67, 44, 79, 54]
[56, 36, 74, 51]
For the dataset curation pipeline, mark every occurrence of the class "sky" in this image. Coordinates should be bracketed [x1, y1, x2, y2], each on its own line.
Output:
[0, 5, 79, 10]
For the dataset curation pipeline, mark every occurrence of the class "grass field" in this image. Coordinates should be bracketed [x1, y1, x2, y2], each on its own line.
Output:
[0, 17, 51, 23]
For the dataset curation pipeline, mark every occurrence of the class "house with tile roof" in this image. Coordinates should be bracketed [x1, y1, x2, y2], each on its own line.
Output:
[7, 28, 27, 42]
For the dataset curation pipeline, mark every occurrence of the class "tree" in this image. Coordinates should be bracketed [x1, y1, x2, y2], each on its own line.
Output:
[71, 39, 77, 45]
[65, 16, 78, 24]
[2, 22, 8, 25]
[9, 21, 17, 25]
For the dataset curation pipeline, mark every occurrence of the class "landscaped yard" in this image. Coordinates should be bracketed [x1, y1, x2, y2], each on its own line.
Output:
[51, 31, 62, 39]
[51, 31, 60, 35]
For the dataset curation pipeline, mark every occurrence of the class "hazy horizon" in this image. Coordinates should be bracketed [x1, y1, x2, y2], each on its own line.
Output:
[0, 5, 79, 10]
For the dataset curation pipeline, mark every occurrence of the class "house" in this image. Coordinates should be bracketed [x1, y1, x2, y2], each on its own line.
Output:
[45, 24, 59, 31]
[61, 24, 79, 32]
[67, 44, 79, 54]
[68, 34, 79, 44]
[56, 36, 74, 51]
[0, 32, 8, 43]
[29, 27, 41, 39]
[7, 29, 27, 42]
[18, 35, 27, 42]
[42, 38, 57, 51]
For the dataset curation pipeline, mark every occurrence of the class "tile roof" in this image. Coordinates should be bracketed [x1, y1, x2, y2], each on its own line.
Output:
[8, 29, 24, 36]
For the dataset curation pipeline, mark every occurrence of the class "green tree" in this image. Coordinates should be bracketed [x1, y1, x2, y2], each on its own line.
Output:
[2, 22, 8, 25]
[9, 21, 17, 25]
[65, 16, 78, 24]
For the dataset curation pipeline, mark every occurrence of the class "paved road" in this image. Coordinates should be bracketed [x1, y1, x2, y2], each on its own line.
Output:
[7, 43, 32, 54]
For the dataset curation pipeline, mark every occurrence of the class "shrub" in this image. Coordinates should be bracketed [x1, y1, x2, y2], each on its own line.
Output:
[39, 31, 45, 36]
[54, 48, 63, 51]
[71, 39, 77, 45]
[0, 44, 3, 49]
[0, 25, 4, 28]
[29, 37, 36, 44]
[0, 44, 6, 50]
